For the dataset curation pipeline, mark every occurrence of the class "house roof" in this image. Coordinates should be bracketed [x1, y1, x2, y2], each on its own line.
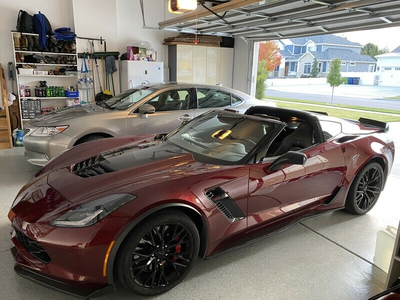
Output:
[280, 47, 375, 63]
[287, 35, 361, 47]
[310, 49, 375, 62]
[278, 50, 302, 61]
[393, 46, 400, 53]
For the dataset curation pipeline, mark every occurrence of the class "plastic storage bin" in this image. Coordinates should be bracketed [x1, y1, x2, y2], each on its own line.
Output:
[374, 226, 398, 273]
[65, 91, 79, 98]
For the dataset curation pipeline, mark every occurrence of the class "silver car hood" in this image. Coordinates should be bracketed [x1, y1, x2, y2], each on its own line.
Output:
[27, 104, 108, 126]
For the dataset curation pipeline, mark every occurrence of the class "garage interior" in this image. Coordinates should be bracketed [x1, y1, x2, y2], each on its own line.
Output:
[1, 0, 400, 299]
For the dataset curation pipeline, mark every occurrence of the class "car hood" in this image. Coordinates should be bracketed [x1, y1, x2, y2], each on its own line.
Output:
[27, 104, 108, 126]
[12, 138, 210, 223]
[46, 139, 208, 206]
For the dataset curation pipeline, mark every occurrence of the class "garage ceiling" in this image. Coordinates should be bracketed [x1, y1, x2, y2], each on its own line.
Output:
[159, 0, 400, 42]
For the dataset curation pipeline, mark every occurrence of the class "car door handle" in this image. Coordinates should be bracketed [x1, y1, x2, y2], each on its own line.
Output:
[178, 114, 193, 122]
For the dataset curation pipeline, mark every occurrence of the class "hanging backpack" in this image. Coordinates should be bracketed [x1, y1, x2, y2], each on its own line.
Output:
[33, 11, 52, 50]
[16, 10, 34, 33]
[33, 11, 52, 35]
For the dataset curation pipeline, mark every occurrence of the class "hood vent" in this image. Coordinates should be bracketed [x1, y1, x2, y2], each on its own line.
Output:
[72, 154, 113, 178]
[205, 187, 245, 222]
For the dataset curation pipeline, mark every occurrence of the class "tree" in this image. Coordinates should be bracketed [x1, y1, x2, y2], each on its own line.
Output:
[256, 41, 282, 99]
[326, 58, 344, 104]
[256, 60, 269, 99]
[361, 43, 389, 60]
[258, 41, 282, 71]
[310, 58, 319, 78]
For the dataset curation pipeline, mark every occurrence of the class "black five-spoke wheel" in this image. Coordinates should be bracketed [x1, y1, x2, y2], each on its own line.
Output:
[117, 211, 200, 296]
[345, 162, 384, 215]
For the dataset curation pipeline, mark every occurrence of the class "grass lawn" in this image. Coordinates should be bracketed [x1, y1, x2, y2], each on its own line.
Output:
[264, 97, 400, 122]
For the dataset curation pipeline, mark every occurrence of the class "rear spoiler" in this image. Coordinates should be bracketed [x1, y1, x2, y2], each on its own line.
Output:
[358, 117, 389, 132]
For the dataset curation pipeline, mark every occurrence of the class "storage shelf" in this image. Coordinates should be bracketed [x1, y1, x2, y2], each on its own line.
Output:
[20, 97, 74, 100]
[18, 74, 77, 78]
[12, 30, 78, 128]
[16, 62, 77, 67]
[14, 50, 76, 56]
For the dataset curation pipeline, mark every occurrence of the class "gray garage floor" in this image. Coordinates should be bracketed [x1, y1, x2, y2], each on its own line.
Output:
[1, 123, 399, 300]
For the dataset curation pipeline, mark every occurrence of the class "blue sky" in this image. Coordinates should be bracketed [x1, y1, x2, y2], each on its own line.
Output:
[336, 26, 400, 51]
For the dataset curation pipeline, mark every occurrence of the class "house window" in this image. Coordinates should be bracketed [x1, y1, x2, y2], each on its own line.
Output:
[322, 62, 327, 72]
[318, 62, 322, 72]
[290, 62, 297, 72]
[368, 65, 375, 72]
[341, 62, 346, 66]
[383, 67, 392, 71]
[285, 45, 294, 53]
[294, 46, 301, 54]
[350, 62, 356, 66]
[395, 67, 400, 71]
[308, 46, 314, 51]
[304, 63, 311, 74]
[274, 65, 280, 71]
[316, 45, 322, 52]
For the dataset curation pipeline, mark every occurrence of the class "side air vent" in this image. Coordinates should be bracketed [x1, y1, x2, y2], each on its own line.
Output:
[72, 154, 112, 178]
[336, 135, 357, 143]
[205, 187, 245, 222]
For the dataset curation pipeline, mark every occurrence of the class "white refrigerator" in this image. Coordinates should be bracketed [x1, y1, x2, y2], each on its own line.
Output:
[119, 60, 164, 91]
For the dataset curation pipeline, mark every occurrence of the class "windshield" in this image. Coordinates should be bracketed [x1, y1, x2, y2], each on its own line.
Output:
[166, 110, 274, 163]
[101, 87, 156, 110]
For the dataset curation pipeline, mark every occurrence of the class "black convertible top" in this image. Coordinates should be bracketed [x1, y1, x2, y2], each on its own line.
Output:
[245, 106, 325, 143]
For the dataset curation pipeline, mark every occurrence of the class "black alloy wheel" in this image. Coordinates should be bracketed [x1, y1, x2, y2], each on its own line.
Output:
[116, 211, 200, 296]
[345, 162, 384, 215]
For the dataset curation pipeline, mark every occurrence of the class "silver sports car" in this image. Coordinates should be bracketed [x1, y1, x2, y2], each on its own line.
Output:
[23, 83, 271, 166]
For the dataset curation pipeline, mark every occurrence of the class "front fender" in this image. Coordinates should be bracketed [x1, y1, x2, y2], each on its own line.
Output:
[105, 202, 207, 287]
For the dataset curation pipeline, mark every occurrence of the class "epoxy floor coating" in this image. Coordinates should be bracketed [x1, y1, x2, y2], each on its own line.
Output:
[1, 122, 399, 300]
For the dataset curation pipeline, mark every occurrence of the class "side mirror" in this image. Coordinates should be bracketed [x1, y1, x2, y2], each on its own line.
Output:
[139, 104, 155, 119]
[268, 151, 307, 171]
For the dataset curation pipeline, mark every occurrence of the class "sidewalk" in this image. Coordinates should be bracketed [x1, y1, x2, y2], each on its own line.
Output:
[268, 84, 400, 99]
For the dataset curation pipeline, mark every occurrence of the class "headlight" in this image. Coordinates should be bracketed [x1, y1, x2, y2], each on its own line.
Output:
[51, 193, 136, 227]
[30, 126, 69, 137]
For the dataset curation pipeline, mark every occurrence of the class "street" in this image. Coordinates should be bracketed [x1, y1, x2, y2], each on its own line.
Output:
[265, 84, 400, 111]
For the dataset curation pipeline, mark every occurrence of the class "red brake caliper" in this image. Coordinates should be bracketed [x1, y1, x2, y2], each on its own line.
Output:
[174, 237, 181, 262]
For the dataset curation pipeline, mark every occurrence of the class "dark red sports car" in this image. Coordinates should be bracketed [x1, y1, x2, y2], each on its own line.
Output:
[9, 106, 395, 298]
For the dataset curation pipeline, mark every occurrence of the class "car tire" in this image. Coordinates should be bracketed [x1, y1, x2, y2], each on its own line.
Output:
[116, 210, 200, 296]
[345, 162, 384, 215]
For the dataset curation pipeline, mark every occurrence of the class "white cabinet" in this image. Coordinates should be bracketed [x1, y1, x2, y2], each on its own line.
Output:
[168, 44, 233, 87]
[119, 60, 164, 92]
[11, 31, 78, 127]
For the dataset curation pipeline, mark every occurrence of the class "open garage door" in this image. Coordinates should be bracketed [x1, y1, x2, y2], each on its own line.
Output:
[158, 0, 400, 94]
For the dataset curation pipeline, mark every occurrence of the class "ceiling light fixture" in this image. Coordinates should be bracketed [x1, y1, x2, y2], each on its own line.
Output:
[168, 0, 198, 14]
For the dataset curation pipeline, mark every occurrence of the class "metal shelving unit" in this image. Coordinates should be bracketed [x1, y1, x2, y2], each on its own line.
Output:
[11, 31, 78, 127]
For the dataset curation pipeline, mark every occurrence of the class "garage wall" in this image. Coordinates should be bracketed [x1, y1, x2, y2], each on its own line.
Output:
[0, 0, 249, 99]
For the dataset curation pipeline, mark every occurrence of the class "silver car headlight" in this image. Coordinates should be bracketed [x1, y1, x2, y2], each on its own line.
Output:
[30, 126, 69, 137]
[51, 193, 137, 227]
